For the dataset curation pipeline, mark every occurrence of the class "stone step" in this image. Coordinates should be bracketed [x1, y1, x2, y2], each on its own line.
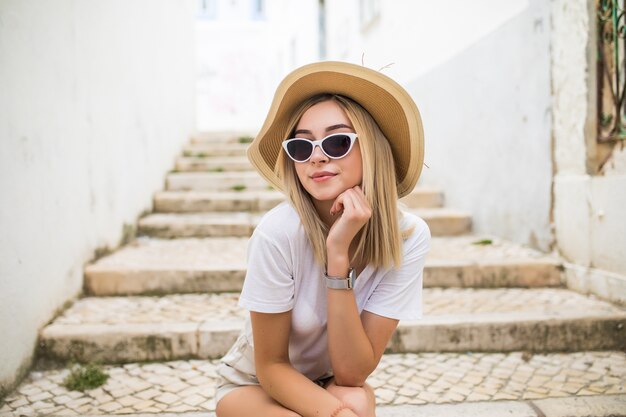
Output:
[39, 288, 626, 363]
[409, 208, 471, 236]
[190, 131, 255, 144]
[6, 353, 626, 416]
[165, 171, 271, 192]
[174, 156, 252, 172]
[84, 236, 562, 296]
[137, 208, 470, 239]
[137, 212, 263, 238]
[153, 187, 444, 213]
[182, 142, 248, 157]
[154, 190, 284, 213]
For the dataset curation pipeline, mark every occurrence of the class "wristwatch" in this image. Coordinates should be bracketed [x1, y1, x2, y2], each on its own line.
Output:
[325, 268, 355, 290]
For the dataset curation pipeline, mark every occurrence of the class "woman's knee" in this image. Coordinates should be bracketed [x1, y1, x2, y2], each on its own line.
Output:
[216, 386, 301, 417]
[326, 384, 375, 417]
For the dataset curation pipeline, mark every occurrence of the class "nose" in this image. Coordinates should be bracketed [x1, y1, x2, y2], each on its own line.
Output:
[309, 143, 328, 163]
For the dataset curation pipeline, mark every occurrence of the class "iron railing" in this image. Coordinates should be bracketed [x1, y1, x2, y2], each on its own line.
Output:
[597, 0, 626, 142]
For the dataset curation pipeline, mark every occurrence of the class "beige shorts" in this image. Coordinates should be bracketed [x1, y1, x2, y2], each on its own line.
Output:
[215, 362, 334, 404]
[215, 334, 333, 404]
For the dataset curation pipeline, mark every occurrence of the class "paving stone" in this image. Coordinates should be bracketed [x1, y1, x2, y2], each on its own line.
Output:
[99, 401, 123, 412]
[136, 388, 161, 400]
[8, 397, 28, 408]
[154, 392, 180, 405]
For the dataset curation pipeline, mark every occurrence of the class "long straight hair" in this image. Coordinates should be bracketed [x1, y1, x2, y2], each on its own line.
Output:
[275, 94, 405, 269]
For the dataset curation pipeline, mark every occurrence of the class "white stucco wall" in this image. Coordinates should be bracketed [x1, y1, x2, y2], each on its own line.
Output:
[195, 0, 319, 131]
[325, 0, 553, 250]
[0, 0, 195, 395]
[552, 0, 626, 301]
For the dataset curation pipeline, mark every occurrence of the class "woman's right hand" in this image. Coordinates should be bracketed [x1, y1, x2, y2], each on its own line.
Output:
[326, 186, 371, 255]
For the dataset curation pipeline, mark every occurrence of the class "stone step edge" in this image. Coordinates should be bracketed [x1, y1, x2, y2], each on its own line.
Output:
[153, 189, 445, 211]
[39, 312, 626, 363]
[52, 394, 626, 417]
[380, 394, 626, 417]
[190, 132, 255, 143]
[137, 209, 471, 238]
[84, 258, 563, 295]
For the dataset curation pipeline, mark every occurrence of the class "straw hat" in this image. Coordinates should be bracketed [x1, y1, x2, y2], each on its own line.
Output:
[247, 61, 424, 198]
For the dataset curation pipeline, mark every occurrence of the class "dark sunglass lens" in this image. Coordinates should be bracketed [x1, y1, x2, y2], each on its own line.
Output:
[322, 135, 351, 158]
[287, 140, 313, 161]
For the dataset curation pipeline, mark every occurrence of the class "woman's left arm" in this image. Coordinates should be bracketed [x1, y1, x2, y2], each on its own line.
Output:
[326, 285, 399, 387]
[325, 186, 400, 387]
[326, 187, 429, 387]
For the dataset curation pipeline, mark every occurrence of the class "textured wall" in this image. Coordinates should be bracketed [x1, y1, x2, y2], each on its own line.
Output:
[0, 0, 195, 395]
[325, 0, 553, 250]
[552, 0, 626, 292]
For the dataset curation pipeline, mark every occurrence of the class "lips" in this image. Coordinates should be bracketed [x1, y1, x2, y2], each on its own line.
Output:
[311, 171, 337, 182]
[311, 171, 336, 178]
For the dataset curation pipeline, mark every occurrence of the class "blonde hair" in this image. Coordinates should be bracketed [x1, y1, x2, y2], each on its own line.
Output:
[275, 94, 405, 269]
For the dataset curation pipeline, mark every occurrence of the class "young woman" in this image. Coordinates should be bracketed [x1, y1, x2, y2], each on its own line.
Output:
[215, 62, 430, 417]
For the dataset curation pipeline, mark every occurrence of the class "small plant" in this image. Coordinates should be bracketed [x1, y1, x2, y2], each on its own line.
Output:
[182, 150, 193, 157]
[63, 364, 109, 392]
[267, 185, 274, 190]
[209, 167, 224, 172]
[471, 239, 493, 246]
[238, 135, 253, 144]
[232, 184, 247, 192]
[197, 152, 208, 158]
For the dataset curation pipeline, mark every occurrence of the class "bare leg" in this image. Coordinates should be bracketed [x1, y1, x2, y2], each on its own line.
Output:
[216, 385, 301, 417]
[325, 379, 376, 417]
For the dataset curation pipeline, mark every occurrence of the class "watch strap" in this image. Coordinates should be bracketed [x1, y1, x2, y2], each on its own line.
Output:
[325, 268, 355, 290]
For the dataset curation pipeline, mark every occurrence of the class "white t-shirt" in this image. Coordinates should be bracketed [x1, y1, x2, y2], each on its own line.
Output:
[225, 202, 430, 381]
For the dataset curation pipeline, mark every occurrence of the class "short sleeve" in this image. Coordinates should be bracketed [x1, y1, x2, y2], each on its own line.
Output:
[238, 228, 295, 313]
[363, 216, 430, 321]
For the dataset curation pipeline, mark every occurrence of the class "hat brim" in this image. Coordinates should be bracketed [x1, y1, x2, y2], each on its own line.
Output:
[248, 61, 424, 198]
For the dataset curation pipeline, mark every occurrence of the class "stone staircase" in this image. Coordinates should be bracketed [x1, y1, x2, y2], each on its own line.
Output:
[13, 132, 625, 415]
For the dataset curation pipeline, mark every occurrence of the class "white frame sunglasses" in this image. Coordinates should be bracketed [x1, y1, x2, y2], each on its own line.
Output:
[282, 133, 358, 162]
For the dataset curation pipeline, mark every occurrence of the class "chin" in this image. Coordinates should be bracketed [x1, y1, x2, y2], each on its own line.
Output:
[302, 184, 342, 202]
[306, 190, 341, 202]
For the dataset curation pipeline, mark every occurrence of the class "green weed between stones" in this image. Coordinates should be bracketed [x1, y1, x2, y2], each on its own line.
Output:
[209, 167, 224, 172]
[63, 364, 109, 392]
[472, 239, 493, 245]
[232, 184, 246, 192]
[238, 135, 253, 144]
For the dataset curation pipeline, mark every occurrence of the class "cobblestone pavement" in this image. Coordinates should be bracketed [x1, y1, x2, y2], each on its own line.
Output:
[2, 351, 624, 416]
[51, 288, 623, 326]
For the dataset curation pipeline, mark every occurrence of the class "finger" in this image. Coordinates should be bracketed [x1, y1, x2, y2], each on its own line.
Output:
[351, 186, 370, 209]
[344, 188, 369, 214]
[340, 190, 360, 218]
[330, 193, 346, 216]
